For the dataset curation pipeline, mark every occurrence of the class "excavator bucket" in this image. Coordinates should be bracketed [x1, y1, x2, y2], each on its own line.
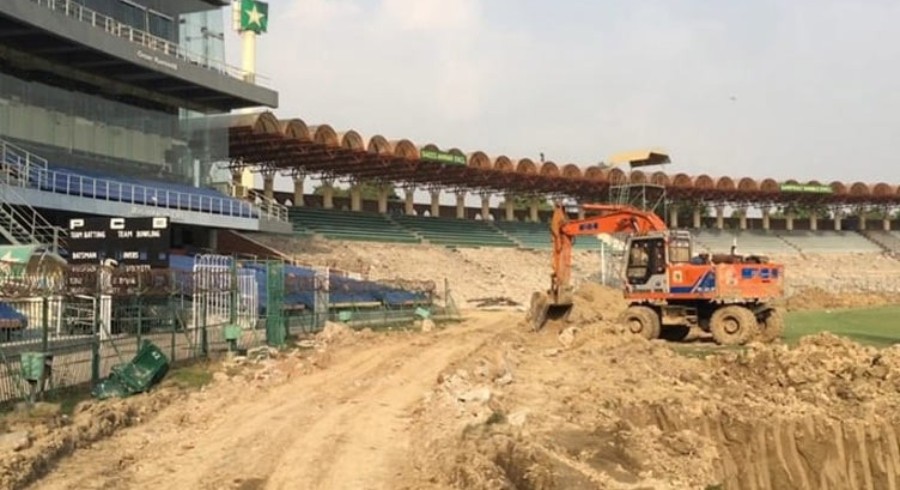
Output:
[527, 291, 573, 331]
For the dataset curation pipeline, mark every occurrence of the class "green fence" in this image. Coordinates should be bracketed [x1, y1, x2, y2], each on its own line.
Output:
[0, 265, 264, 405]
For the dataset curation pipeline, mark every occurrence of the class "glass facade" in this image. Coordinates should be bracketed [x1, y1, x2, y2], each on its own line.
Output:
[0, 1, 232, 187]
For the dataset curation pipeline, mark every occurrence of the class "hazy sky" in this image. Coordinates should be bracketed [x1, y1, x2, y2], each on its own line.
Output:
[226, 0, 900, 186]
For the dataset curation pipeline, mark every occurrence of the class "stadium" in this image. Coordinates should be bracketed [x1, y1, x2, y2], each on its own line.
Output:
[2, 1, 900, 489]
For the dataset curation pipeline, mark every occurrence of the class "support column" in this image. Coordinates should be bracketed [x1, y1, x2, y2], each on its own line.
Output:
[692, 207, 702, 229]
[455, 191, 466, 219]
[761, 206, 771, 231]
[786, 211, 795, 231]
[349, 182, 362, 212]
[321, 177, 335, 210]
[834, 209, 842, 231]
[480, 194, 491, 221]
[669, 206, 679, 228]
[504, 194, 515, 221]
[738, 207, 747, 230]
[404, 188, 416, 216]
[884, 216, 892, 232]
[529, 198, 539, 223]
[377, 184, 390, 214]
[430, 190, 441, 217]
[292, 171, 305, 207]
[715, 205, 725, 230]
[262, 169, 275, 201]
[859, 208, 867, 231]
[809, 213, 818, 231]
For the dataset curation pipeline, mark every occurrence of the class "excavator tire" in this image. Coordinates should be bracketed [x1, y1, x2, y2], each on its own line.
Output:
[756, 307, 785, 343]
[620, 305, 661, 340]
[710, 305, 758, 346]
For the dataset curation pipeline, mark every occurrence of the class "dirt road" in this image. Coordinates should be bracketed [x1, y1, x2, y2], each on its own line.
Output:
[28, 313, 507, 490]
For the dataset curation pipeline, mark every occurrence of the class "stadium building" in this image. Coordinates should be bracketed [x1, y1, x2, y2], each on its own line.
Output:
[0, 0, 285, 262]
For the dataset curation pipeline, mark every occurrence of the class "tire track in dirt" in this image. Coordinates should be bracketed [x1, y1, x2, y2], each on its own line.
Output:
[28, 312, 510, 490]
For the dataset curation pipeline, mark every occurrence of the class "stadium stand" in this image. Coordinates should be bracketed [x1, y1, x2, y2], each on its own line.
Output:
[777, 230, 884, 254]
[392, 215, 517, 248]
[242, 262, 429, 315]
[492, 220, 618, 251]
[692, 230, 799, 256]
[288, 207, 420, 243]
[860, 230, 900, 254]
[2, 153, 257, 218]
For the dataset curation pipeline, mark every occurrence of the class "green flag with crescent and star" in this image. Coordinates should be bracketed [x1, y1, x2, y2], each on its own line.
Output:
[240, 0, 268, 33]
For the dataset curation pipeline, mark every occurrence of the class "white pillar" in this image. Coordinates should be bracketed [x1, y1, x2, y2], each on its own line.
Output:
[456, 192, 466, 219]
[430, 190, 440, 217]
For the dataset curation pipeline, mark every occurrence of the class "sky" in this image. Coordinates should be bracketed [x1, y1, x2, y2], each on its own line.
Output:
[224, 0, 900, 191]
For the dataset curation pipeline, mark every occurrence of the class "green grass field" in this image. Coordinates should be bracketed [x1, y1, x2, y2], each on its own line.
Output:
[784, 305, 900, 347]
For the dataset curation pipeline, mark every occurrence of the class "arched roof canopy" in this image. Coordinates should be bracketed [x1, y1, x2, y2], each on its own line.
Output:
[389, 139, 418, 160]
[694, 174, 714, 189]
[608, 168, 627, 185]
[562, 164, 582, 179]
[367, 135, 391, 155]
[673, 173, 692, 188]
[873, 183, 892, 196]
[850, 182, 871, 196]
[738, 177, 758, 192]
[629, 170, 647, 184]
[760, 179, 779, 193]
[517, 158, 537, 174]
[493, 156, 514, 172]
[716, 176, 736, 191]
[585, 166, 606, 181]
[281, 118, 310, 141]
[467, 151, 491, 169]
[337, 130, 364, 151]
[651, 171, 669, 186]
[310, 125, 339, 147]
[540, 161, 560, 177]
[830, 181, 848, 195]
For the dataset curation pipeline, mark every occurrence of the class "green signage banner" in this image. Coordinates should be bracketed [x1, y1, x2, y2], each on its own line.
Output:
[779, 183, 833, 194]
[240, 0, 268, 34]
[420, 149, 466, 166]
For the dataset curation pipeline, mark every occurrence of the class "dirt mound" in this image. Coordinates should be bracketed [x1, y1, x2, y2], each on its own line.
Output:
[411, 312, 900, 490]
[566, 282, 628, 325]
[0, 390, 184, 490]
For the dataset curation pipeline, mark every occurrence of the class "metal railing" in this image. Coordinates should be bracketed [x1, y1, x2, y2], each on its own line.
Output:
[0, 160, 262, 221]
[0, 140, 48, 171]
[30, 0, 268, 85]
[247, 188, 289, 223]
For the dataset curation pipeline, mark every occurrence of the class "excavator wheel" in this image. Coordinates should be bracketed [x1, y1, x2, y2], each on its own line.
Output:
[756, 308, 785, 343]
[710, 305, 758, 346]
[620, 305, 661, 340]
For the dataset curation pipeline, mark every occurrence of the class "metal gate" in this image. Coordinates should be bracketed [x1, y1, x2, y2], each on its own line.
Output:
[236, 268, 258, 330]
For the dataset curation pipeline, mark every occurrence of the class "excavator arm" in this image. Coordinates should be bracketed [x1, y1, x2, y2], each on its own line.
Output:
[529, 203, 669, 331]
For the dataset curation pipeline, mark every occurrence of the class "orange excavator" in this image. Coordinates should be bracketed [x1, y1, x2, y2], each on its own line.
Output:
[528, 203, 785, 345]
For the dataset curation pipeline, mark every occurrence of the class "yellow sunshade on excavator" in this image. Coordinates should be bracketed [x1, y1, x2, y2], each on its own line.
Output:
[607, 149, 671, 168]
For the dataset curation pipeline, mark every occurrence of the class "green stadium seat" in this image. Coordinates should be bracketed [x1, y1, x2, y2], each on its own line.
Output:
[392, 215, 516, 248]
[288, 208, 421, 244]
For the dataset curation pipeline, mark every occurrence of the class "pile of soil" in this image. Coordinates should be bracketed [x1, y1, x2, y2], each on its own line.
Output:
[410, 310, 900, 490]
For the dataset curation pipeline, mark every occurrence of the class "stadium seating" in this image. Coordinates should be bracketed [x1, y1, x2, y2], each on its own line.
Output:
[392, 215, 516, 248]
[492, 220, 618, 251]
[2, 155, 257, 219]
[777, 230, 884, 254]
[242, 262, 429, 313]
[288, 207, 420, 243]
[692, 230, 799, 256]
[861, 230, 900, 254]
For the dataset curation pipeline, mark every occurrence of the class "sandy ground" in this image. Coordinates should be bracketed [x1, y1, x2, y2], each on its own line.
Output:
[17, 314, 505, 490]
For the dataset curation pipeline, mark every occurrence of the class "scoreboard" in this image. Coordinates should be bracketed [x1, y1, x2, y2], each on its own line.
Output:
[68, 217, 171, 268]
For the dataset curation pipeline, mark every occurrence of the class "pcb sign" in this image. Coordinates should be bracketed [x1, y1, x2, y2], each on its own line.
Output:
[68, 217, 171, 267]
